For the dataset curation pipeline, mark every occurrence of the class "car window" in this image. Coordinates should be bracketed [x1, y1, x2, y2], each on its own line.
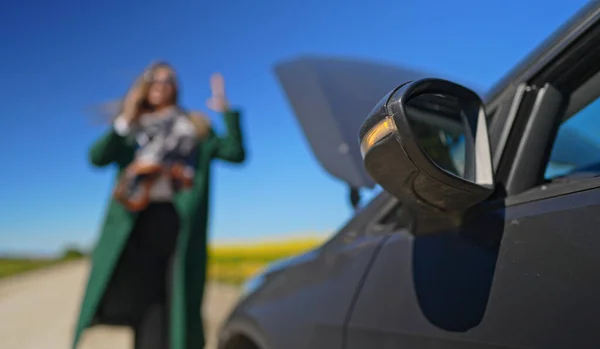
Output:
[545, 97, 600, 179]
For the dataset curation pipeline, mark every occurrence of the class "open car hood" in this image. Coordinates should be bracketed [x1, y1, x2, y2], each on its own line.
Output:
[274, 56, 475, 189]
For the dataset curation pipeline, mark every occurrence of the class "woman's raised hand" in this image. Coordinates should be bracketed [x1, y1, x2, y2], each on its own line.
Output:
[206, 73, 229, 113]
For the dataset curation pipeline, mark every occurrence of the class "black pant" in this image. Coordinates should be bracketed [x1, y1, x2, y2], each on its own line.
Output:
[133, 203, 179, 349]
[98, 203, 179, 349]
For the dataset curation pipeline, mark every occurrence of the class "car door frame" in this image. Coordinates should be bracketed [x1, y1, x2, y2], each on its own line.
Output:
[343, 3, 600, 349]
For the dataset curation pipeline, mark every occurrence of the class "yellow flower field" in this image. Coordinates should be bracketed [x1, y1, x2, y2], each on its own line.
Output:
[207, 236, 325, 285]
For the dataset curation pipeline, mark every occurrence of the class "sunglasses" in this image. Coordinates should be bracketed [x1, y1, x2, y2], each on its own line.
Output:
[149, 77, 176, 86]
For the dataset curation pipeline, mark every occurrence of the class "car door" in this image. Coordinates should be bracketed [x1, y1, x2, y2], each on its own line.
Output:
[345, 5, 600, 349]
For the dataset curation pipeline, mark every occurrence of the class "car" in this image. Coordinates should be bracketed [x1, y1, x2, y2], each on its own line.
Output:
[217, 2, 600, 349]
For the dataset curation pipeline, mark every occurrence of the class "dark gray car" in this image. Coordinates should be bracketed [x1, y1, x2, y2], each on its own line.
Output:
[218, 2, 600, 348]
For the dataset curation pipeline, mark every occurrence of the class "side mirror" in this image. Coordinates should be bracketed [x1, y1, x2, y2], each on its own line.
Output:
[359, 78, 494, 214]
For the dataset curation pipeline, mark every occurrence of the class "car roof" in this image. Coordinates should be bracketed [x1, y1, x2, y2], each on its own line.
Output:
[484, 2, 600, 106]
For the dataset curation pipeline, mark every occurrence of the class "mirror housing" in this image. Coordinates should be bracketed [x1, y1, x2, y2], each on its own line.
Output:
[359, 78, 494, 214]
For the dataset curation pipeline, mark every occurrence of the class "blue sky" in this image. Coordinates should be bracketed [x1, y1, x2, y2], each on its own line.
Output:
[0, 0, 590, 255]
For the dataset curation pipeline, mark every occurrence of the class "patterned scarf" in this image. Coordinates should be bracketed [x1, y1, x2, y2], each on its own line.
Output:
[114, 107, 199, 211]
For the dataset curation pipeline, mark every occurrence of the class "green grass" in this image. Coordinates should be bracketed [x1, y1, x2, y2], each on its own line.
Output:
[0, 259, 60, 279]
[0, 251, 86, 279]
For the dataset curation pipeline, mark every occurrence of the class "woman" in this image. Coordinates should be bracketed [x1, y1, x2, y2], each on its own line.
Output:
[72, 62, 246, 349]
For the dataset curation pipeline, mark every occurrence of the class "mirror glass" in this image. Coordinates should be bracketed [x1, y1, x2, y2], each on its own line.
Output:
[404, 93, 475, 182]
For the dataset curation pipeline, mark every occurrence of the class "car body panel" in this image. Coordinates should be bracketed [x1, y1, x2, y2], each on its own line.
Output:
[227, 236, 386, 349]
[347, 186, 600, 349]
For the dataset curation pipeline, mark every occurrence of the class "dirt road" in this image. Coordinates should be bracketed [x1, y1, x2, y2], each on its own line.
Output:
[0, 260, 240, 349]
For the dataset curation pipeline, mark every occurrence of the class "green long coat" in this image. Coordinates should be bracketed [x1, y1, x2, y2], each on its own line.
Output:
[72, 110, 246, 349]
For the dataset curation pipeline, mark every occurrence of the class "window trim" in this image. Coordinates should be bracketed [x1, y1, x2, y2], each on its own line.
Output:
[502, 84, 565, 195]
[507, 175, 600, 207]
[484, 4, 600, 191]
[489, 84, 528, 171]
[495, 14, 600, 197]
